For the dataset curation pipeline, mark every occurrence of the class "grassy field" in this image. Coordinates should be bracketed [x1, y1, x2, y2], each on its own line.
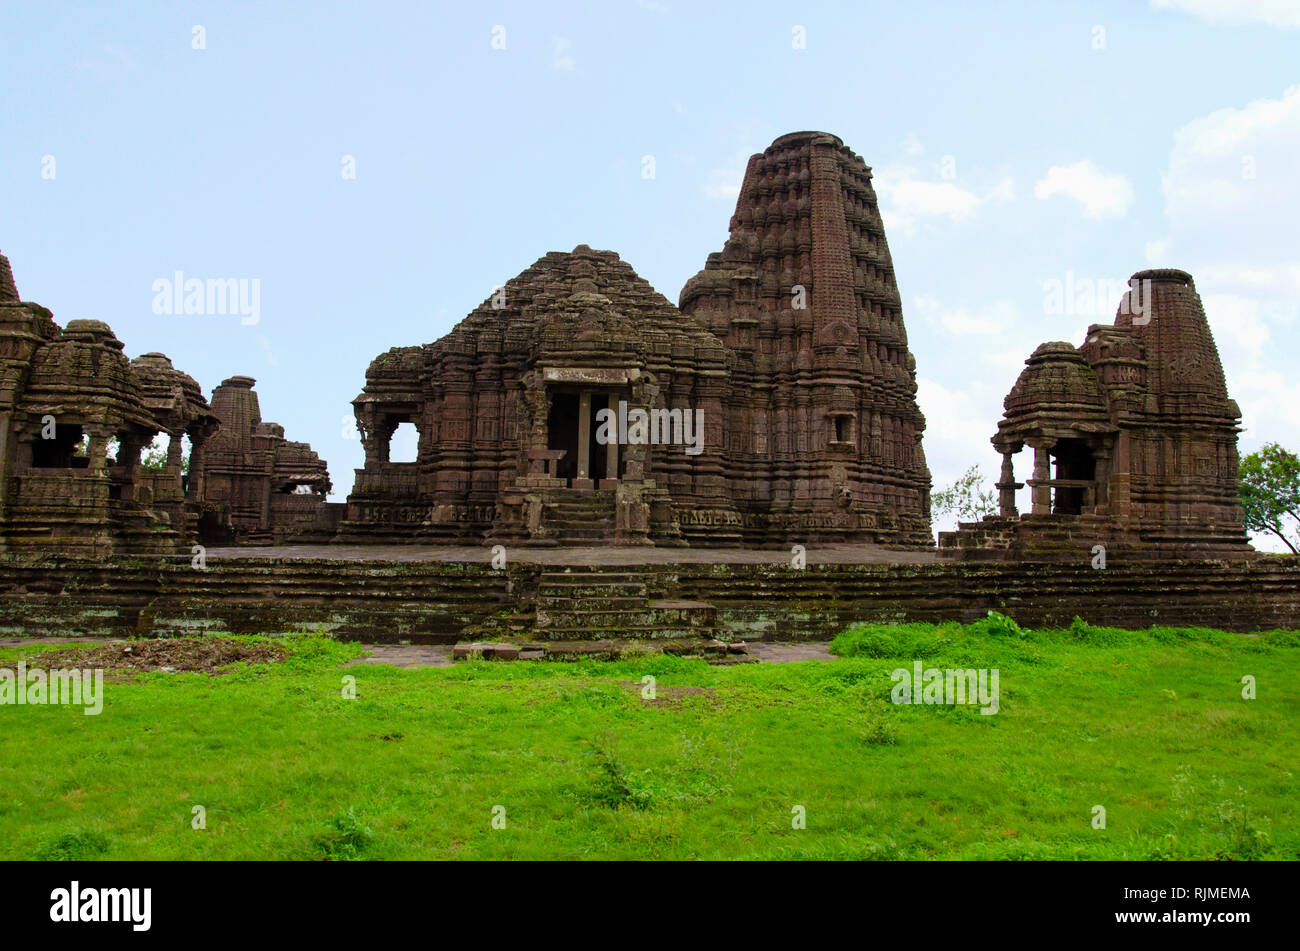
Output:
[1, 617, 1296, 860]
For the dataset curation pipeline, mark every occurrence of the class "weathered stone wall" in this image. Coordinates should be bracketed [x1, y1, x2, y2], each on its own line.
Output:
[651, 559, 1299, 638]
[0, 555, 1294, 641]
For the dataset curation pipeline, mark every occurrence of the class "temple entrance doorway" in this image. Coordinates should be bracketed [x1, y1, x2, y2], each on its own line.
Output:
[548, 393, 580, 483]
[545, 389, 619, 488]
[1050, 438, 1096, 515]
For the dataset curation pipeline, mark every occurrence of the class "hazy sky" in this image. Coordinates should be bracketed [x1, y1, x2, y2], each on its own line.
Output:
[3, 1, 1297, 544]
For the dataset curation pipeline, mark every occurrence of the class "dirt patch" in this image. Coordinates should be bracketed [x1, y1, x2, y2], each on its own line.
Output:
[616, 681, 718, 706]
[19, 638, 290, 675]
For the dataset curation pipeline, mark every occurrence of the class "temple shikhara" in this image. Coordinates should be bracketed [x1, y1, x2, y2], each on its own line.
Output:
[341, 131, 932, 547]
[0, 133, 1262, 563]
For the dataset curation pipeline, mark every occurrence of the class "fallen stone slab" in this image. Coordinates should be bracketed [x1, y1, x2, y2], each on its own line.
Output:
[452, 641, 522, 661]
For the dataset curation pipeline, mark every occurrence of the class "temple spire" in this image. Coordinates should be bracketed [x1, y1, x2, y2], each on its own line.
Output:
[0, 250, 19, 303]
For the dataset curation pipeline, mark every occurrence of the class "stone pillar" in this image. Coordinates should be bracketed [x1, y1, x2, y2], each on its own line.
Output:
[186, 433, 206, 501]
[603, 417, 619, 487]
[1030, 441, 1053, 515]
[166, 432, 185, 493]
[997, 450, 1019, 517]
[1092, 444, 1111, 511]
[574, 391, 593, 490]
[87, 433, 109, 475]
[260, 477, 272, 532]
[118, 435, 143, 479]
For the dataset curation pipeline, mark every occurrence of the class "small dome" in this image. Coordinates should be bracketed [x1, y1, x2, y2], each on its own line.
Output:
[1002, 341, 1108, 425]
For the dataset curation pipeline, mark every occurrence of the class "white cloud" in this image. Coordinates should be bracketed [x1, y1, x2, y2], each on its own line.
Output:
[1150, 0, 1300, 29]
[875, 164, 1014, 236]
[552, 37, 576, 71]
[1154, 85, 1300, 298]
[702, 148, 749, 201]
[256, 334, 279, 368]
[916, 378, 1000, 473]
[1147, 86, 1300, 482]
[1202, 293, 1272, 367]
[988, 176, 1015, 202]
[914, 295, 1017, 336]
[1033, 160, 1134, 219]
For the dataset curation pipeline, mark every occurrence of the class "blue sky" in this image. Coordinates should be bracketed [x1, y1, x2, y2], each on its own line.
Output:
[3, 1, 1297, 544]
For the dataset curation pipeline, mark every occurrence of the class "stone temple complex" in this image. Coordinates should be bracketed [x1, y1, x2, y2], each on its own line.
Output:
[340, 131, 933, 548]
[0, 133, 1295, 645]
[0, 133, 1272, 568]
[0, 249, 330, 554]
[939, 269, 1253, 561]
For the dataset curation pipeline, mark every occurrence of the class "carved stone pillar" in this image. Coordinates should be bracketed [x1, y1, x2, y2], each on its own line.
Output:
[997, 449, 1021, 517]
[186, 432, 207, 501]
[165, 432, 185, 493]
[575, 390, 592, 489]
[602, 413, 619, 488]
[1029, 439, 1053, 515]
[87, 432, 109, 475]
[1091, 443, 1112, 511]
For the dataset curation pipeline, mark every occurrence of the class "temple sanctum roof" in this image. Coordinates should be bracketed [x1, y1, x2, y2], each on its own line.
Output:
[360, 244, 729, 402]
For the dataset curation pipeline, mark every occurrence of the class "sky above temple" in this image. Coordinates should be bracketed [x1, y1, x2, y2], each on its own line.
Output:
[3, 1, 1297, 545]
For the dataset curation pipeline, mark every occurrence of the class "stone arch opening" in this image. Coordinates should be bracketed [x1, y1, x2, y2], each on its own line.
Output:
[387, 421, 419, 463]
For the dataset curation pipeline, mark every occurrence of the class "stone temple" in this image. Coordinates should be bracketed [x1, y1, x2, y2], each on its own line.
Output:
[0, 249, 331, 554]
[197, 376, 334, 545]
[939, 269, 1253, 561]
[2, 136, 1297, 644]
[0, 132, 1270, 569]
[340, 131, 933, 548]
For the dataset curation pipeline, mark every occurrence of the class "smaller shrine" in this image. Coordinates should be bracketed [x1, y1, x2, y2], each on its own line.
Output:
[939, 269, 1255, 561]
[197, 376, 336, 545]
[0, 250, 207, 555]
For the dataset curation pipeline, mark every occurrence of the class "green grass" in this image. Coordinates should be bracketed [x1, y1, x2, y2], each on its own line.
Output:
[1, 618, 1297, 860]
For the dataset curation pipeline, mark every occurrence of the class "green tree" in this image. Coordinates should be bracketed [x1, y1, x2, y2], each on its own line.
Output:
[932, 464, 997, 522]
[1239, 442, 1300, 554]
[138, 434, 188, 473]
[140, 442, 168, 471]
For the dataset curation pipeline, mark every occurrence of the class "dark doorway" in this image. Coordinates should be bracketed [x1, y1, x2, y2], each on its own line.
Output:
[548, 393, 579, 483]
[1051, 438, 1096, 515]
[32, 423, 87, 469]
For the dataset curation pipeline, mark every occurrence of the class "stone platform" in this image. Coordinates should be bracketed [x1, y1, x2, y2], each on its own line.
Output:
[0, 550, 1295, 644]
[204, 544, 939, 565]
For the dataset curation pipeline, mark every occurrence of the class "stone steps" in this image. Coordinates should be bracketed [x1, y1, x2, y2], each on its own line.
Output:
[541, 491, 616, 544]
[451, 637, 747, 663]
[534, 566, 718, 640]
